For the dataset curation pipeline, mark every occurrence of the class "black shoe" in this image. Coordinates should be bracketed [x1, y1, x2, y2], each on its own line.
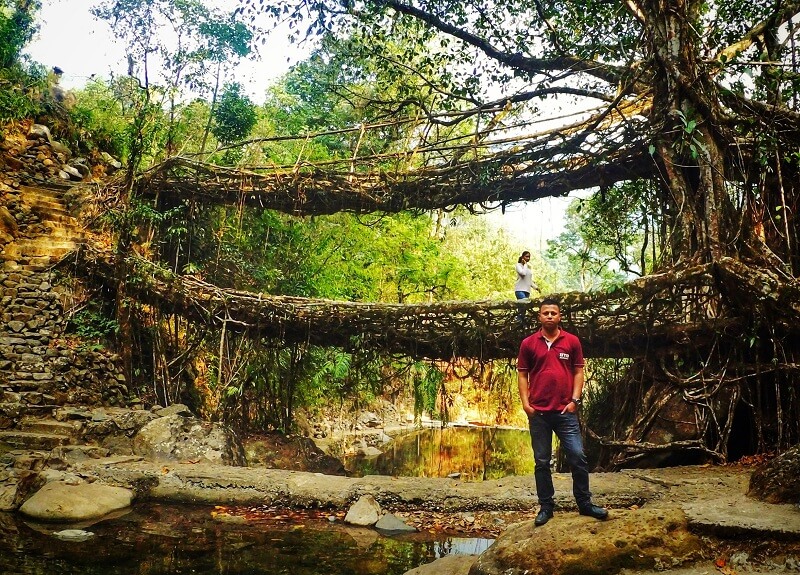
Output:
[534, 509, 553, 526]
[579, 504, 608, 520]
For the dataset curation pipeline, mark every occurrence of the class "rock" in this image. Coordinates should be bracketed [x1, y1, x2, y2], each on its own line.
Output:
[48, 445, 110, 466]
[19, 481, 134, 522]
[100, 152, 122, 170]
[469, 507, 701, 575]
[358, 411, 382, 428]
[0, 206, 18, 237]
[344, 494, 382, 526]
[157, 403, 193, 417]
[53, 529, 95, 541]
[402, 555, 478, 575]
[50, 140, 71, 159]
[243, 432, 346, 475]
[133, 414, 246, 466]
[28, 124, 52, 141]
[375, 512, 416, 533]
[0, 481, 23, 511]
[55, 407, 93, 421]
[60, 165, 82, 180]
[3, 155, 24, 170]
[748, 444, 800, 504]
[354, 443, 383, 457]
[69, 161, 91, 178]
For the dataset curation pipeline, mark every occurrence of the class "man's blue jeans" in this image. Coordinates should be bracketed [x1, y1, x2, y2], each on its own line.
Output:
[528, 411, 592, 511]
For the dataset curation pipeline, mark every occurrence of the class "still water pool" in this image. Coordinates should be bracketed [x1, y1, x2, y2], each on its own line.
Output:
[346, 426, 534, 480]
[0, 504, 493, 575]
[1, 427, 529, 574]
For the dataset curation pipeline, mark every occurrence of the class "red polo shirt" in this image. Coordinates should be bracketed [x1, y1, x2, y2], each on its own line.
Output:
[517, 329, 585, 412]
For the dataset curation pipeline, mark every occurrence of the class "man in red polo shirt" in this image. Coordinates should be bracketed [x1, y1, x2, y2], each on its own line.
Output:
[517, 298, 608, 526]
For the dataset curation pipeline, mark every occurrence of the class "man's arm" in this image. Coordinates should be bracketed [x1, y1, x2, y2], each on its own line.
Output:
[561, 366, 585, 414]
[518, 370, 534, 415]
[572, 365, 585, 399]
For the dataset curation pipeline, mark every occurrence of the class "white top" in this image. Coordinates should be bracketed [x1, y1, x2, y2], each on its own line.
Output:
[515, 262, 534, 293]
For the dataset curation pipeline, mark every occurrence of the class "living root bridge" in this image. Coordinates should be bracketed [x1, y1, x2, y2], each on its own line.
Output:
[68, 249, 798, 362]
[133, 149, 653, 216]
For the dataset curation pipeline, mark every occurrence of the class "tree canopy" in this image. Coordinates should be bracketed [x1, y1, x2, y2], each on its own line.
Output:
[226, 0, 799, 269]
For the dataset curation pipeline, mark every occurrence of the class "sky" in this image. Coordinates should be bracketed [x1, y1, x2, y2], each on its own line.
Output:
[24, 0, 298, 98]
[24, 0, 580, 249]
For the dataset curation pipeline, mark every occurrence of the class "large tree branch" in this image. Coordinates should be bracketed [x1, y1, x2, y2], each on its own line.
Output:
[715, 2, 800, 63]
[374, 0, 628, 88]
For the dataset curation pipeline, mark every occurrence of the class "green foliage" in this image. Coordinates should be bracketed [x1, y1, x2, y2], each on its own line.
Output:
[69, 79, 131, 157]
[673, 109, 707, 161]
[90, 0, 255, 167]
[0, 62, 45, 123]
[0, 0, 40, 69]
[412, 362, 444, 420]
[67, 301, 119, 346]
[546, 181, 659, 291]
[0, 0, 45, 122]
[210, 82, 257, 144]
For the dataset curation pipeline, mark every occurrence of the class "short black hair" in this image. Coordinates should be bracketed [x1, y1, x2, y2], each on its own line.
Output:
[539, 297, 560, 309]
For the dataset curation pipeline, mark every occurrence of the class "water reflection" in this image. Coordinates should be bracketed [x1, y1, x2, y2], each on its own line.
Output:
[0, 504, 493, 575]
[1, 427, 524, 574]
[346, 426, 534, 481]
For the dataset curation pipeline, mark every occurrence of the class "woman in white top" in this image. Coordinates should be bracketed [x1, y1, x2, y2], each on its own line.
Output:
[515, 251, 535, 299]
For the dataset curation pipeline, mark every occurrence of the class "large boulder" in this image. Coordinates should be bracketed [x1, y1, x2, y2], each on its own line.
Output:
[133, 414, 246, 466]
[748, 444, 800, 504]
[469, 507, 701, 575]
[19, 481, 133, 522]
[344, 494, 382, 526]
[243, 432, 346, 475]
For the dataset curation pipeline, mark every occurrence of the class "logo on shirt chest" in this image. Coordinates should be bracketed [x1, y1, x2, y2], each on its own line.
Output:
[559, 352, 570, 361]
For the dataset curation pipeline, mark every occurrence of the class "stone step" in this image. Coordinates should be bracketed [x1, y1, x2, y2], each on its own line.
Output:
[20, 189, 67, 203]
[1, 239, 83, 259]
[5, 237, 82, 249]
[20, 263, 54, 272]
[17, 405, 59, 417]
[0, 430, 72, 450]
[32, 208, 72, 222]
[26, 199, 68, 213]
[40, 224, 85, 238]
[20, 418, 78, 437]
[4, 449, 51, 471]
[19, 182, 73, 195]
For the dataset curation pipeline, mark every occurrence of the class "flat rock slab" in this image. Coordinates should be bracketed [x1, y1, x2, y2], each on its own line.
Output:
[683, 495, 800, 539]
[19, 481, 134, 522]
[70, 458, 659, 511]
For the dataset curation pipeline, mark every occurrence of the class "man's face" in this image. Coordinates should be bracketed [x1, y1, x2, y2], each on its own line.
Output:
[538, 304, 561, 328]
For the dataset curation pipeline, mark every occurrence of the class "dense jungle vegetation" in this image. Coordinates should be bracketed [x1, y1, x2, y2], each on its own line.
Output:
[3, 0, 799, 469]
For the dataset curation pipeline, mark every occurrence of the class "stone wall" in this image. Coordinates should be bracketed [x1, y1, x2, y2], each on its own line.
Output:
[1, 120, 129, 431]
[0, 264, 130, 429]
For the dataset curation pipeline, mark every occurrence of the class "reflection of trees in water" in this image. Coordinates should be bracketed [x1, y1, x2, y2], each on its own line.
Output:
[2, 503, 475, 575]
[347, 427, 533, 480]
